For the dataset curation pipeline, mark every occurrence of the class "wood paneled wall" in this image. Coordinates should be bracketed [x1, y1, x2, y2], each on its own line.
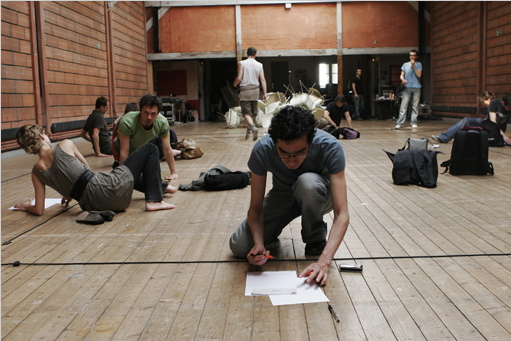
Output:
[431, 1, 511, 114]
[1, 1, 37, 129]
[1, 1, 149, 150]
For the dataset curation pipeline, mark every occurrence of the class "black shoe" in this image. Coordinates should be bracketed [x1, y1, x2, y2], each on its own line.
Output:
[354, 117, 363, 121]
[77, 212, 104, 225]
[89, 210, 116, 222]
[305, 240, 327, 256]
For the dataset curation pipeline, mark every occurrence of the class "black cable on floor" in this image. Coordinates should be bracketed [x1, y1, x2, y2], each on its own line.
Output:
[1, 203, 76, 246]
[1, 172, 32, 183]
[2, 252, 510, 267]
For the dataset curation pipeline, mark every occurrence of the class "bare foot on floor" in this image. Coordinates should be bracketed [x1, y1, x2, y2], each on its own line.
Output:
[165, 184, 177, 194]
[146, 201, 176, 211]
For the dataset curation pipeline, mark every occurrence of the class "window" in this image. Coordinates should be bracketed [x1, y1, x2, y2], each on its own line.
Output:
[319, 63, 338, 88]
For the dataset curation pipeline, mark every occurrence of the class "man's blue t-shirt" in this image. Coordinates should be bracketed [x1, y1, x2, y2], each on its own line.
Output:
[248, 129, 346, 192]
[401, 61, 422, 89]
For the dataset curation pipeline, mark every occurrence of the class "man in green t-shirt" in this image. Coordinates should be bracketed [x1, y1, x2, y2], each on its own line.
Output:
[116, 94, 178, 181]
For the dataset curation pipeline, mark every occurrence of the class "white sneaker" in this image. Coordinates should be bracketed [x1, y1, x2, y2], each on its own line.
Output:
[411, 124, 418, 129]
[394, 124, 402, 129]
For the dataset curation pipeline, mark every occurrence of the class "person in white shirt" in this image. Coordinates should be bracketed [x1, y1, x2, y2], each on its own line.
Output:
[233, 47, 268, 140]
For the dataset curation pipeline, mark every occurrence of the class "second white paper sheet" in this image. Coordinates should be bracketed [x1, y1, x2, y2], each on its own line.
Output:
[270, 277, 329, 306]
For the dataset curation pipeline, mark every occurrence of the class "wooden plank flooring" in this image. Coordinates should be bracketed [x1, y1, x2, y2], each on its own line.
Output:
[2, 118, 511, 340]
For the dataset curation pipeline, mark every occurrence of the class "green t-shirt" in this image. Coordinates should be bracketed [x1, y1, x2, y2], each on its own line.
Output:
[115, 111, 170, 155]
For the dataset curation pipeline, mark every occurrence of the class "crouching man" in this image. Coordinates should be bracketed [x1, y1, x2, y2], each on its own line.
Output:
[229, 105, 350, 286]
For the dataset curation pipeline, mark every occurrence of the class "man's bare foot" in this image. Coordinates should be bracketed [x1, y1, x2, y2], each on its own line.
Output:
[165, 184, 177, 194]
[146, 201, 176, 211]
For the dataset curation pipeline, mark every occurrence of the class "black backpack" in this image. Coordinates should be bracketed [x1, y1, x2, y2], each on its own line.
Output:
[440, 128, 494, 175]
[384, 149, 441, 188]
[480, 119, 505, 147]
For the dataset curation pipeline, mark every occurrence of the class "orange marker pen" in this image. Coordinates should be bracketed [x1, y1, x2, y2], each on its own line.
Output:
[250, 254, 274, 258]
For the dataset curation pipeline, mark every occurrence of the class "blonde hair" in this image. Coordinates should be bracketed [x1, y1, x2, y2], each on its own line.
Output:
[16, 124, 45, 154]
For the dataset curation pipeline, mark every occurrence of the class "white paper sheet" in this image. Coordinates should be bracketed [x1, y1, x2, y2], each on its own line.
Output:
[245, 271, 330, 306]
[9, 198, 62, 210]
[270, 277, 329, 306]
[245, 271, 298, 296]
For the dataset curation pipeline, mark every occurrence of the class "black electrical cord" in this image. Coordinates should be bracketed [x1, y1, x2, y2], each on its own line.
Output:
[3, 252, 510, 267]
[2, 203, 76, 245]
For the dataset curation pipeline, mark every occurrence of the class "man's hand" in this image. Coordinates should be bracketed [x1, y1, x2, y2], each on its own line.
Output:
[96, 153, 110, 157]
[247, 244, 270, 266]
[164, 174, 178, 181]
[299, 260, 330, 286]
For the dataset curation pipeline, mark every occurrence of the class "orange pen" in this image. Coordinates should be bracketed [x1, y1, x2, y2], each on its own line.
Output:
[250, 254, 274, 258]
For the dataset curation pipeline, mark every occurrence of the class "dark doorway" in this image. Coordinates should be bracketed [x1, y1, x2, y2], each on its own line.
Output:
[271, 61, 289, 93]
[208, 59, 237, 119]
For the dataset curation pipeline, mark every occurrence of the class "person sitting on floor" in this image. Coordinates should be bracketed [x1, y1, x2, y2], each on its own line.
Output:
[431, 91, 511, 144]
[80, 96, 113, 157]
[316, 95, 353, 138]
[483, 93, 511, 145]
[114, 95, 180, 180]
[14, 124, 176, 216]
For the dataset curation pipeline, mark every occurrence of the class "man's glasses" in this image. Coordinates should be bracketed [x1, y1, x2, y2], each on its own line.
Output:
[409, 54, 417, 57]
[275, 147, 309, 160]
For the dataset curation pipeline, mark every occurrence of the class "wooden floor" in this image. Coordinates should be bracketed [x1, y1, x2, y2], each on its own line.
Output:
[2, 118, 511, 340]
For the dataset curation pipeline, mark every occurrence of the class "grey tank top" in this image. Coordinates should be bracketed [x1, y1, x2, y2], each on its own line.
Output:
[33, 144, 134, 211]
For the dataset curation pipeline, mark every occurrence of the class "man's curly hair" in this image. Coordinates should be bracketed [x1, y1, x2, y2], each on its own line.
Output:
[268, 105, 317, 144]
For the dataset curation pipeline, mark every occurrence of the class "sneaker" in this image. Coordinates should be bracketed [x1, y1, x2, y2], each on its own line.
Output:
[252, 127, 258, 141]
[411, 124, 418, 129]
[305, 240, 327, 256]
[394, 124, 402, 129]
[245, 129, 252, 140]
[431, 135, 445, 143]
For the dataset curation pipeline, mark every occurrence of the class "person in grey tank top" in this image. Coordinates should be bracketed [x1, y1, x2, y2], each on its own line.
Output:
[233, 47, 268, 141]
[13, 124, 176, 216]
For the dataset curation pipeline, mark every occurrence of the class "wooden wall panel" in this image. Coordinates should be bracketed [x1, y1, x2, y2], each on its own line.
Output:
[110, 1, 148, 114]
[431, 1, 481, 108]
[431, 1, 511, 114]
[1, 1, 36, 130]
[42, 1, 108, 121]
[485, 1, 511, 95]
[1, 1, 149, 150]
